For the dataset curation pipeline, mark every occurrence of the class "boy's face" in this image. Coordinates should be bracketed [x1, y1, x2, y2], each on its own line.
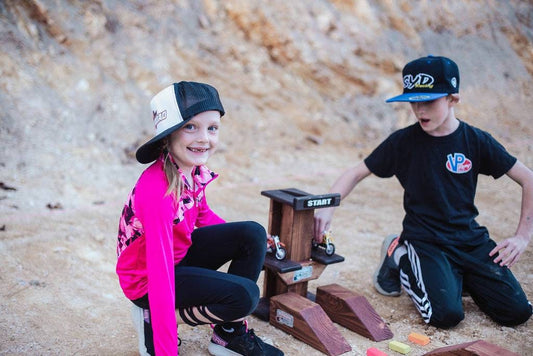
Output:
[409, 95, 459, 136]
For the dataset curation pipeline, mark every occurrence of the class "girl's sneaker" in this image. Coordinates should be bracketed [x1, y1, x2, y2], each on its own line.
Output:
[208, 322, 283, 356]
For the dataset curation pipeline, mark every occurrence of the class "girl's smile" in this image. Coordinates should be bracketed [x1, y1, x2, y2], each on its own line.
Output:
[167, 110, 221, 179]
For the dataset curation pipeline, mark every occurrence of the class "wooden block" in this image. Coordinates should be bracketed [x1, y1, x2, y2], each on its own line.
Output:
[408, 332, 430, 346]
[261, 188, 340, 211]
[389, 340, 411, 354]
[283, 206, 313, 260]
[276, 260, 326, 286]
[270, 292, 351, 356]
[311, 247, 345, 265]
[267, 199, 283, 236]
[263, 254, 302, 273]
[367, 347, 388, 356]
[316, 284, 393, 341]
[263, 268, 288, 298]
[262, 188, 310, 207]
[423, 340, 520, 356]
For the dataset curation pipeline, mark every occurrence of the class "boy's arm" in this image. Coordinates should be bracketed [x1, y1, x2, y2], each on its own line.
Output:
[489, 160, 533, 268]
[313, 161, 372, 241]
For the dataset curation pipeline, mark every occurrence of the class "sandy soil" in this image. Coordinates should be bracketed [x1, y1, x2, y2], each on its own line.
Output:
[1, 139, 532, 355]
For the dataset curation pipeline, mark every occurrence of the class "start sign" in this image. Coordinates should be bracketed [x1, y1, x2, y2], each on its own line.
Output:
[304, 197, 335, 208]
[261, 188, 341, 211]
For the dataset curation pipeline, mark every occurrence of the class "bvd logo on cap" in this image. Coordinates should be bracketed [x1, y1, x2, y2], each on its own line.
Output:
[403, 73, 435, 90]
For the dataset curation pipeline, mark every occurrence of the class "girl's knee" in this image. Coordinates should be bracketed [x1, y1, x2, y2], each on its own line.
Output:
[242, 221, 266, 238]
[232, 281, 260, 316]
[239, 221, 267, 247]
[207, 279, 259, 322]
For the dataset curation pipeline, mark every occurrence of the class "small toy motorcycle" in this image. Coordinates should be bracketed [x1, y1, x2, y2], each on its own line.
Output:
[266, 235, 287, 261]
[312, 231, 336, 256]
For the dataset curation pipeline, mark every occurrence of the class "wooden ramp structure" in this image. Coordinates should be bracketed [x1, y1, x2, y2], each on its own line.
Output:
[316, 283, 393, 342]
[270, 292, 350, 356]
[424, 340, 520, 356]
[253, 188, 393, 355]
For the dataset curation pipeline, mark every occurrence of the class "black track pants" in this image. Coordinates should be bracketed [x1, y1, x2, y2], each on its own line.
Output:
[399, 238, 532, 328]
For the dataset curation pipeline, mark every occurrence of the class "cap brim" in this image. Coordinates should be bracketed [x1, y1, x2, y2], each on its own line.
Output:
[135, 122, 185, 164]
[386, 93, 448, 103]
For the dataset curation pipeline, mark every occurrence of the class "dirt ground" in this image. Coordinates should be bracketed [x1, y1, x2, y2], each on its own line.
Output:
[1, 139, 532, 355]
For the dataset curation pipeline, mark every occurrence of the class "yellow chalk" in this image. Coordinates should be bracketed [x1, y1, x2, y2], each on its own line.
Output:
[408, 332, 430, 346]
[389, 340, 411, 354]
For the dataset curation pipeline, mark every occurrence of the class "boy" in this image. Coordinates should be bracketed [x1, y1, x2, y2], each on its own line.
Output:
[314, 56, 533, 328]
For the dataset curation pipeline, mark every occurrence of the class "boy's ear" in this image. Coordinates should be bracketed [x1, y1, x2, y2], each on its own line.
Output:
[449, 93, 460, 104]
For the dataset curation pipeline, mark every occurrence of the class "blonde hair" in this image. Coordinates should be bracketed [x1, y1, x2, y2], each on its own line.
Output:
[163, 141, 183, 201]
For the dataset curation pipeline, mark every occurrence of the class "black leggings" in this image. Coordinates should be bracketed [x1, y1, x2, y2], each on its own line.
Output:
[132, 221, 266, 349]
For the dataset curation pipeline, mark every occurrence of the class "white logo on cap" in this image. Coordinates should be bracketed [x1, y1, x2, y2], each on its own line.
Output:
[404, 73, 434, 89]
[150, 84, 184, 135]
[153, 110, 167, 129]
[451, 77, 457, 88]
[408, 95, 432, 101]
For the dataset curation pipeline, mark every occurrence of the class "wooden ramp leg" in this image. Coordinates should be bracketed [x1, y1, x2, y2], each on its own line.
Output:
[423, 340, 520, 356]
[270, 292, 351, 356]
[315, 284, 393, 342]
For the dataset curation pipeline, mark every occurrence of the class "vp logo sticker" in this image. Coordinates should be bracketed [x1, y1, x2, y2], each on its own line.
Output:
[446, 153, 472, 174]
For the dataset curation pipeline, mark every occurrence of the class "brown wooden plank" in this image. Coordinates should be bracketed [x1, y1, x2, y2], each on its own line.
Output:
[280, 203, 295, 257]
[263, 269, 283, 299]
[263, 255, 302, 274]
[287, 281, 308, 297]
[311, 248, 345, 265]
[276, 260, 326, 286]
[267, 199, 282, 236]
[288, 209, 313, 261]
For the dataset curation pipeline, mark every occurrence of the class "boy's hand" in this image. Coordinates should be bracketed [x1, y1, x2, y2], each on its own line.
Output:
[489, 234, 530, 268]
[314, 207, 334, 243]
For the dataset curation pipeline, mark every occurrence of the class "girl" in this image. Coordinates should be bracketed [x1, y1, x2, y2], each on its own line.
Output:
[116, 82, 283, 356]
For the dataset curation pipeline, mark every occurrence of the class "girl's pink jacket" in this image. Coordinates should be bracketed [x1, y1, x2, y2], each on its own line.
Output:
[116, 157, 225, 355]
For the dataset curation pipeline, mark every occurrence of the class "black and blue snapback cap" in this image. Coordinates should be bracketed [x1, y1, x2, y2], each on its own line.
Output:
[386, 55, 460, 102]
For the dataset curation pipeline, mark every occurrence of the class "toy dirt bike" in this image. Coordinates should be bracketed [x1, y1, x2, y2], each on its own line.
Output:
[312, 231, 336, 256]
[266, 235, 287, 260]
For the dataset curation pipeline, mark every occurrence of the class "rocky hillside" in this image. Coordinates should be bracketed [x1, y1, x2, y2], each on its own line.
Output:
[1, 0, 532, 203]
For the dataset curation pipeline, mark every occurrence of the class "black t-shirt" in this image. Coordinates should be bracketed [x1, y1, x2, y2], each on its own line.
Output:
[364, 120, 517, 246]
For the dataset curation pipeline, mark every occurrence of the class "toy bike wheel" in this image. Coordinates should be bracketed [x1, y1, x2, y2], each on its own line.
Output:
[325, 243, 335, 256]
[275, 247, 287, 260]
